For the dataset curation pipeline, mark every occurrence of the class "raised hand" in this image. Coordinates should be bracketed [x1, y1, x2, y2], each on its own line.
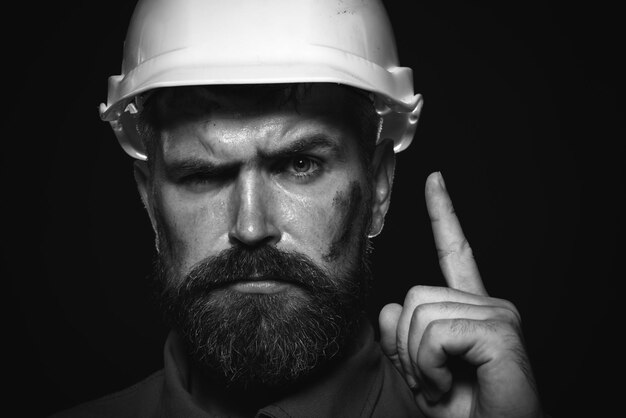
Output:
[379, 172, 543, 418]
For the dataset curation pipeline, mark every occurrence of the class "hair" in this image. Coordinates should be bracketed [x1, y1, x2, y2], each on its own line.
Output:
[135, 83, 382, 173]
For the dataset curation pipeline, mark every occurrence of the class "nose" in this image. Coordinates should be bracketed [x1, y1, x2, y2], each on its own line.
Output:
[228, 169, 281, 247]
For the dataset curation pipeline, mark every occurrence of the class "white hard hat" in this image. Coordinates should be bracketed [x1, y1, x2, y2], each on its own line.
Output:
[99, 0, 423, 160]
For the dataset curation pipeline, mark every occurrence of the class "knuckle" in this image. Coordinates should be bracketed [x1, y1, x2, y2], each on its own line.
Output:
[493, 306, 521, 327]
[438, 301, 463, 313]
[421, 318, 440, 339]
[482, 318, 522, 344]
[497, 299, 523, 324]
[437, 238, 473, 261]
[412, 303, 428, 318]
[459, 238, 473, 256]
[380, 303, 402, 319]
[405, 285, 432, 305]
[407, 285, 429, 297]
[412, 301, 465, 329]
[449, 317, 474, 334]
[411, 302, 435, 326]
[426, 317, 470, 337]
[481, 319, 504, 334]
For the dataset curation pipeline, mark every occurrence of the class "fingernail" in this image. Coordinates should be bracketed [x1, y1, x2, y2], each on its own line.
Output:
[406, 374, 418, 390]
[437, 171, 447, 190]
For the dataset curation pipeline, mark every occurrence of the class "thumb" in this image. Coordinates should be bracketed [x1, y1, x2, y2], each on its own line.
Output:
[379, 303, 403, 373]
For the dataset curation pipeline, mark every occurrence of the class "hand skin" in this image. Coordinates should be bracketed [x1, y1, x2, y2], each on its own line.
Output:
[379, 172, 544, 418]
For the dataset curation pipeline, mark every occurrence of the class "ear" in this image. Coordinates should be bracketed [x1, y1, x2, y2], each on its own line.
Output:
[368, 138, 396, 238]
[133, 160, 158, 238]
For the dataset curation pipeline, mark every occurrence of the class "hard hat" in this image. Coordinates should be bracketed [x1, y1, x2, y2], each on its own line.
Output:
[99, 0, 423, 160]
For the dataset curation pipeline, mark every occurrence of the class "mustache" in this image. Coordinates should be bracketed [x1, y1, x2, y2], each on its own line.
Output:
[178, 245, 348, 294]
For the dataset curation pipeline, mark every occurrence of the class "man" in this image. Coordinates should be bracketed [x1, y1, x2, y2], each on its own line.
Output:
[53, 0, 544, 417]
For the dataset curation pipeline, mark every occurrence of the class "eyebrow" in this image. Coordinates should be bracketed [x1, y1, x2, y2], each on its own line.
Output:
[163, 158, 239, 181]
[259, 134, 344, 161]
[163, 134, 345, 178]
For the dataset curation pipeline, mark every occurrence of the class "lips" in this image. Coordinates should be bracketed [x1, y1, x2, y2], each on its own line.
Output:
[229, 279, 292, 294]
[201, 275, 295, 292]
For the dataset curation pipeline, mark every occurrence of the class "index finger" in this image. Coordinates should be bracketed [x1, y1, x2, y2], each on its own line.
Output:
[425, 172, 488, 296]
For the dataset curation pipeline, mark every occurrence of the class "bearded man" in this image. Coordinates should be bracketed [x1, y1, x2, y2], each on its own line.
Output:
[52, 1, 545, 417]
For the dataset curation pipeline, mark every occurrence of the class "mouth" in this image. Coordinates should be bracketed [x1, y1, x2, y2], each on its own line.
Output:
[228, 279, 292, 294]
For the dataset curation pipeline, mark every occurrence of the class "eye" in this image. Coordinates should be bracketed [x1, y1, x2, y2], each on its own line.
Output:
[181, 173, 212, 184]
[280, 155, 322, 182]
[176, 167, 237, 191]
[288, 156, 320, 176]
[292, 157, 313, 173]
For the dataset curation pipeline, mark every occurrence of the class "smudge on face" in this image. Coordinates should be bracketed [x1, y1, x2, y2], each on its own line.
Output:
[323, 180, 371, 263]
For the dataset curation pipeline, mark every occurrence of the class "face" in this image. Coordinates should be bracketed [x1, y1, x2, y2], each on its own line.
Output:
[135, 84, 395, 390]
[154, 86, 369, 277]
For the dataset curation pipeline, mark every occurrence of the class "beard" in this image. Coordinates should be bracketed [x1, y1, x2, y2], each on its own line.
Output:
[153, 240, 372, 391]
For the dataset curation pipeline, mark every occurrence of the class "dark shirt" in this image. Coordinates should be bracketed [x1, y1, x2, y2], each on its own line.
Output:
[51, 320, 422, 417]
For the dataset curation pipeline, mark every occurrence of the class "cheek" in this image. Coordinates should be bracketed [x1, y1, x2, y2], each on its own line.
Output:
[155, 189, 229, 270]
[282, 181, 367, 264]
[323, 181, 369, 262]
[277, 189, 337, 256]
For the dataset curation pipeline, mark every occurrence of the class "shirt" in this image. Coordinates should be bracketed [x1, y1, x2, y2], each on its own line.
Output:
[50, 319, 422, 417]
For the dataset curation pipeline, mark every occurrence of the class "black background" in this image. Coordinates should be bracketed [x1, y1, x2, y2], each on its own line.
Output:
[3, 1, 623, 416]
